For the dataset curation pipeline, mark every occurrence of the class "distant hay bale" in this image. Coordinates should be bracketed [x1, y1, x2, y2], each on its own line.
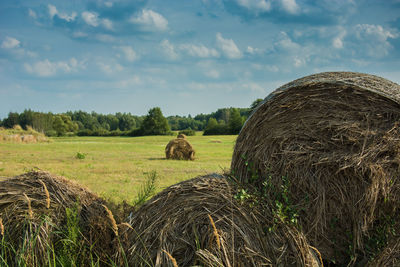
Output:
[123, 174, 322, 266]
[177, 133, 187, 139]
[0, 126, 48, 143]
[0, 171, 118, 266]
[231, 72, 400, 264]
[165, 138, 195, 160]
[21, 134, 37, 143]
[13, 125, 22, 130]
[6, 134, 22, 142]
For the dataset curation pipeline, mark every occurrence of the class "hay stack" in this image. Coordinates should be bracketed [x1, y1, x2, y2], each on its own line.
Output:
[231, 72, 400, 264]
[123, 174, 322, 266]
[177, 133, 187, 139]
[0, 171, 119, 266]
[165, 138, 195, 160]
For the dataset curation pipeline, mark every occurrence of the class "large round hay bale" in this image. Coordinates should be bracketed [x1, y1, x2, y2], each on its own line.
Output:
[0, 171, 119, 266]
[123, 174, 322, 266]
[231, 72, 400, 264]
[165, 138, 195, 160]
[177, 133, 187, 139]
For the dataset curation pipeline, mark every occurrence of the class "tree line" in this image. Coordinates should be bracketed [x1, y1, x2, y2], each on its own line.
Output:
[0, 99, 263, 136]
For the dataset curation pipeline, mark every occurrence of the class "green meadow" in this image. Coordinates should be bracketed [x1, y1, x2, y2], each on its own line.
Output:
[0, 134, 236, 203]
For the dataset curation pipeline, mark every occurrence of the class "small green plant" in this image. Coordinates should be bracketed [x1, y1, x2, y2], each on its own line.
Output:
[234, 188, 251, 204]
[134, 171, 158, 207]
[238, 155, 299, 228]
[75, 152, 86, 160]
[59, 203, 81, 266]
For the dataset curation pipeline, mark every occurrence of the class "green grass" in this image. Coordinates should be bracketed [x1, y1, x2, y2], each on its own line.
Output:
[0, 134, 236, 203]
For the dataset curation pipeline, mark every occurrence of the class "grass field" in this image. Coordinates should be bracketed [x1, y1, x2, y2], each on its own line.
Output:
[0, 134, 236, 203]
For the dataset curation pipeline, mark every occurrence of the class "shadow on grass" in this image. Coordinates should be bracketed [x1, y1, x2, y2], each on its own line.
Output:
[148, 157, 166, 161]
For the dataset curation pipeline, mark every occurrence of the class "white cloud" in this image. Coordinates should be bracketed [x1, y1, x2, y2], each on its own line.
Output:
[180, 44, 219, 58]
[205, 69, 220, 79]
[275, 32, 300, 51]
[246, 46, 264, 55]
[115, 46, 138, 62]
[332, 30, 346, 49]
[114, 76, 142, 88]
[48, 4, 77, 22]
[355, 24, 399, 57]
[97, 62, 123, 74]
[160, 39, 179, 60]
[81, 11, 114, 30]
[28, 9, 37, 19]
[236, 0, 271, 13]
[82, 11, 99, 26]
[73, 31, 88, 38]
[355, 24, 398, 42]
[104, 1, 113, 8]
[130, 9, 168, 31]
[96, 34, 115, 42]
[216, 33, 242, 59]
[1, 37, 37, 58]
[1, 37, 20, 49]
[48, 5, 57, 19]
[24, 58, 85, 77]
[102, 18, 113, 30]
[280, 0, 300, 14]
[293, 56, 306, 67]
[241, 82, 266, 93]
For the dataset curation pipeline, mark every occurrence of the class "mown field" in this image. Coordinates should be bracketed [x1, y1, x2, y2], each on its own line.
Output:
[0, 134, 236, 203]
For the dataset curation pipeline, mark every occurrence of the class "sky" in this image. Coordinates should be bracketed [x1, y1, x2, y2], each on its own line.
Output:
[1, 0, 399, 118]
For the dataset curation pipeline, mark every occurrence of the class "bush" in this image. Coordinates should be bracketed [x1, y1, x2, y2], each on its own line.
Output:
[45, 130, 58, 137]
[75, 152, 86, 159]
[178, 128, 196, 136]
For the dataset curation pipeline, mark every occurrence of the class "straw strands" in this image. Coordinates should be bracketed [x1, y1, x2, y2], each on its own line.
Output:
[231, 72, 400, 265]
[0, 171, 118, 266]
[123, 174, 322, 266]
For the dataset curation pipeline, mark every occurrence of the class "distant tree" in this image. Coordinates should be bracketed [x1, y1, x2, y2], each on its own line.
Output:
[3, 112, 20, 128]
[52, 115, 78, 136]
[228, 108, 244, 134]
[117, 113, 136, 131]
[250, 98, 264, 113]
[136, 107, 171, 136]
[203, 117, 227, 135]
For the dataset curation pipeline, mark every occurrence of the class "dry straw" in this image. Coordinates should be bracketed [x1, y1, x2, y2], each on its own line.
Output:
[23, 193, 33, 219]
[165, 138, 195, 160]
[39, 179, 50, 209]
[123, 174, 321, 266]
[102, 204, 119, 237]
[0, 217, 4, 236]
[208, 214, 221, 250]
[177, 133, 187, 139]
[231, 71, 400, 265]
[162, 249, 179, 267]
[0, 171, 117, 266]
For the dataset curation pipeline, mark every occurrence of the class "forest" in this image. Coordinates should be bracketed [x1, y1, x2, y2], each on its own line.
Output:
[0, 99, 263, 137]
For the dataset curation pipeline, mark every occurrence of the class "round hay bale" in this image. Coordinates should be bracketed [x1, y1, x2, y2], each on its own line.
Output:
[177, 133, 187, 139]
[21, 134, 37, 143]
[165, 138, 195, 160]
[231, 72, 400, 264]
[0, 171, 119, 266]
[123, 174, 322, 266]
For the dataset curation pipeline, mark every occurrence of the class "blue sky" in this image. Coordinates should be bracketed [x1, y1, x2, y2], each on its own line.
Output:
[1, 0, 399, 118]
